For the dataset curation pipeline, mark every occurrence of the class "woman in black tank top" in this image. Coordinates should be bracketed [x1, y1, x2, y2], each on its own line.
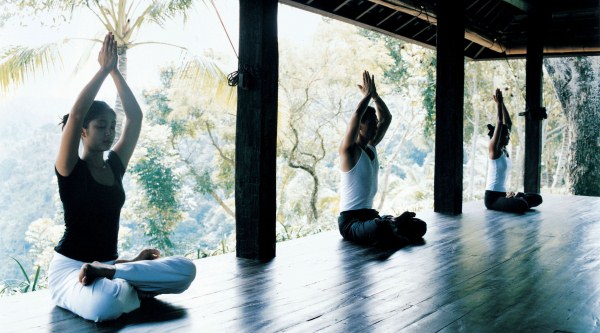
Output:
[49, 32, 196, 322]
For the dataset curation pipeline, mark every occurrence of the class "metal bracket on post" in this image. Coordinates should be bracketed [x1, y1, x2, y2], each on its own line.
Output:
[519, 106, 547, 120]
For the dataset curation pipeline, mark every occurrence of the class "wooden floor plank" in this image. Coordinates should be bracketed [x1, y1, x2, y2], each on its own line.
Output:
[1, 195, 599, 332]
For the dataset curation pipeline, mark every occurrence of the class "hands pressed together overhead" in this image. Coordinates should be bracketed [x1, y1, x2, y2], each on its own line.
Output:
[98, 32, 118, 73]
[357, 70, 379, 99]
[493, 88, 503, 104]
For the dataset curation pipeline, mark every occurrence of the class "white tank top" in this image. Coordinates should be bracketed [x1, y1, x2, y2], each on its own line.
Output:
[486, 152, 511, 192]
[339, 145, 379, 212]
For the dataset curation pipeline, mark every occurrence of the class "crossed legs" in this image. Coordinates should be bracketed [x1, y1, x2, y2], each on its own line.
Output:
[338, 209, 427, 248]
[49, 252, 196, 322]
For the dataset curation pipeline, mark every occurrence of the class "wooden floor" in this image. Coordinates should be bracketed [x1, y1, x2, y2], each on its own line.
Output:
[1, 194, 599, 332]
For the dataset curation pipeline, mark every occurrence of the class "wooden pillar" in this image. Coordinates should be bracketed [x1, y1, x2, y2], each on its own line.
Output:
[523, 2, 545, 193]
[235, 0, 278, 261]
[434, 0, 465, 214]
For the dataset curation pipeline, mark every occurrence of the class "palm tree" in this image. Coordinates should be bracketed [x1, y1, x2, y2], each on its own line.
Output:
[0, 0, 227, 134]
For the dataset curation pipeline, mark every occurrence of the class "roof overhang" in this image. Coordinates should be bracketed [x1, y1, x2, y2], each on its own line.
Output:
[280, 0, 600, 60]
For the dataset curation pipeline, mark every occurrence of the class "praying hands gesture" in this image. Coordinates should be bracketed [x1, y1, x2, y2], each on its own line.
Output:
[98, 32, 118, 74]
[357, 70, 376, 98]
[493, 88, 503, 104]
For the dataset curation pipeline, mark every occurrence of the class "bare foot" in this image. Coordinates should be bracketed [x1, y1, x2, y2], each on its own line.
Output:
[79, 261, 116, 285]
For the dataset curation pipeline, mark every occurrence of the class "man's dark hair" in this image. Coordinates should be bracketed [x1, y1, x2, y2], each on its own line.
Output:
[361, 106, 376, 123]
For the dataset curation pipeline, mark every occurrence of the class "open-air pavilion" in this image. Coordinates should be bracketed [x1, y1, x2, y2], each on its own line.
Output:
[1, 0, 599, 331]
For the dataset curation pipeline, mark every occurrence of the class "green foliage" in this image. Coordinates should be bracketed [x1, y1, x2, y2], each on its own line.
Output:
[0, 257, 42, 297]
[146, 65, 236, 216]
[145, 69, 176, 123]
[360, 29, 437, 141]
[130, 145, 182, 253]
[361, 30, 409, 91]
[423, 57, 436, 140]
[134, 65, 237, 257]
[193, 169, 214, 195]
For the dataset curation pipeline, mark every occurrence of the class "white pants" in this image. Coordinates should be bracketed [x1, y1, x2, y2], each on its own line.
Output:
[48, 251, 196, 322]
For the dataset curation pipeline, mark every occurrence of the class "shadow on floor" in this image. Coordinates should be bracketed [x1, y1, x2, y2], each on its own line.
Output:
[50, 298, 188, 332]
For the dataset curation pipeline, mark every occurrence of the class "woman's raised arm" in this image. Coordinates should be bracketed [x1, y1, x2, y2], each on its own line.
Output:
[56, 32, 117, 176]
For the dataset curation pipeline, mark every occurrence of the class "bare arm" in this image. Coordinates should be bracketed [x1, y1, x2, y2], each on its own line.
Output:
[110, 69, 143, 170]
[489, 88, 505, 159]
[370, 91, 392, 147]
[501, 97, 512, 130]
[339, 71, 374, 171]
[56, 33, 117, 176]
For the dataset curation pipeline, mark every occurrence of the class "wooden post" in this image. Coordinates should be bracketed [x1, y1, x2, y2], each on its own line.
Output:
[434, 0, 465, 214]
[235, 0, 278, 260]
[523, 2, 545, 193]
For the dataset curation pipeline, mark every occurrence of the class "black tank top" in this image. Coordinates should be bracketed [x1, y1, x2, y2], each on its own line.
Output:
[54, 151, 125, 262]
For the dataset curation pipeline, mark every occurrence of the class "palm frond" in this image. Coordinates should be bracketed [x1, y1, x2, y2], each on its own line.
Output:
[17, 0, 85, 18]
[0, 43, 63, 93]
[176, 55, 236, 106]
[38, 0, 84, 10]
[146, 0, 196, 26]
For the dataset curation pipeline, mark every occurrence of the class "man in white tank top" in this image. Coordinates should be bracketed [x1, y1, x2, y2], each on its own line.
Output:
[338, 71, 427, 248]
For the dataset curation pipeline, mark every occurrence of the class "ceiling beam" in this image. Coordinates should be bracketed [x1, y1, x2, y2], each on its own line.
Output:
[505, 45, 600, 55]
[369, 0, 506, 53]
[280, 0, 437, 51]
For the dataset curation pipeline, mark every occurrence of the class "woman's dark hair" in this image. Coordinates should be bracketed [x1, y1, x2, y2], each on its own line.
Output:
[59, 101, 115, 130]
[486, 124, 495, 139]
[486, 123, 510, 140]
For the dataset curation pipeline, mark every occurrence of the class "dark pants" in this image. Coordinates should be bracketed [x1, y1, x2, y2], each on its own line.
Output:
[484, 190, 543, 214]
[338, 209, 400, 248]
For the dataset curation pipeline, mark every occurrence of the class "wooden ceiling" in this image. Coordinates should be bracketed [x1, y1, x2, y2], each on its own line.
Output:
[279, 0, 600, 60]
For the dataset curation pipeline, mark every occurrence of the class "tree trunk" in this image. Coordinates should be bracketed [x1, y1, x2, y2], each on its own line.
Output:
[544, 57, 600, 196]
[209, 190, 235, 218]
[551, 126, 568, 189]
[286, 163, 319, 221]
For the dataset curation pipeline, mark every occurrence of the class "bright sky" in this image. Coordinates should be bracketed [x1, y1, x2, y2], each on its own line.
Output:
[0, 1, 322, 126]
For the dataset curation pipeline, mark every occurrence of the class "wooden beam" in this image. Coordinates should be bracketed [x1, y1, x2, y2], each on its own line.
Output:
[334, 0, 352, 12]
[505, 45, 600, 55]
[281, 0, 505, 54]
[369, 0, 507, 53]
[434, 0, 465, 214]
[523, 1, 546, 193]
[279, 0, 436, 51]
[236, 0, 278, 261]
[356, 3, 378, 20]
[394, 16, 417, 32]
[377, 10, 397, 26]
